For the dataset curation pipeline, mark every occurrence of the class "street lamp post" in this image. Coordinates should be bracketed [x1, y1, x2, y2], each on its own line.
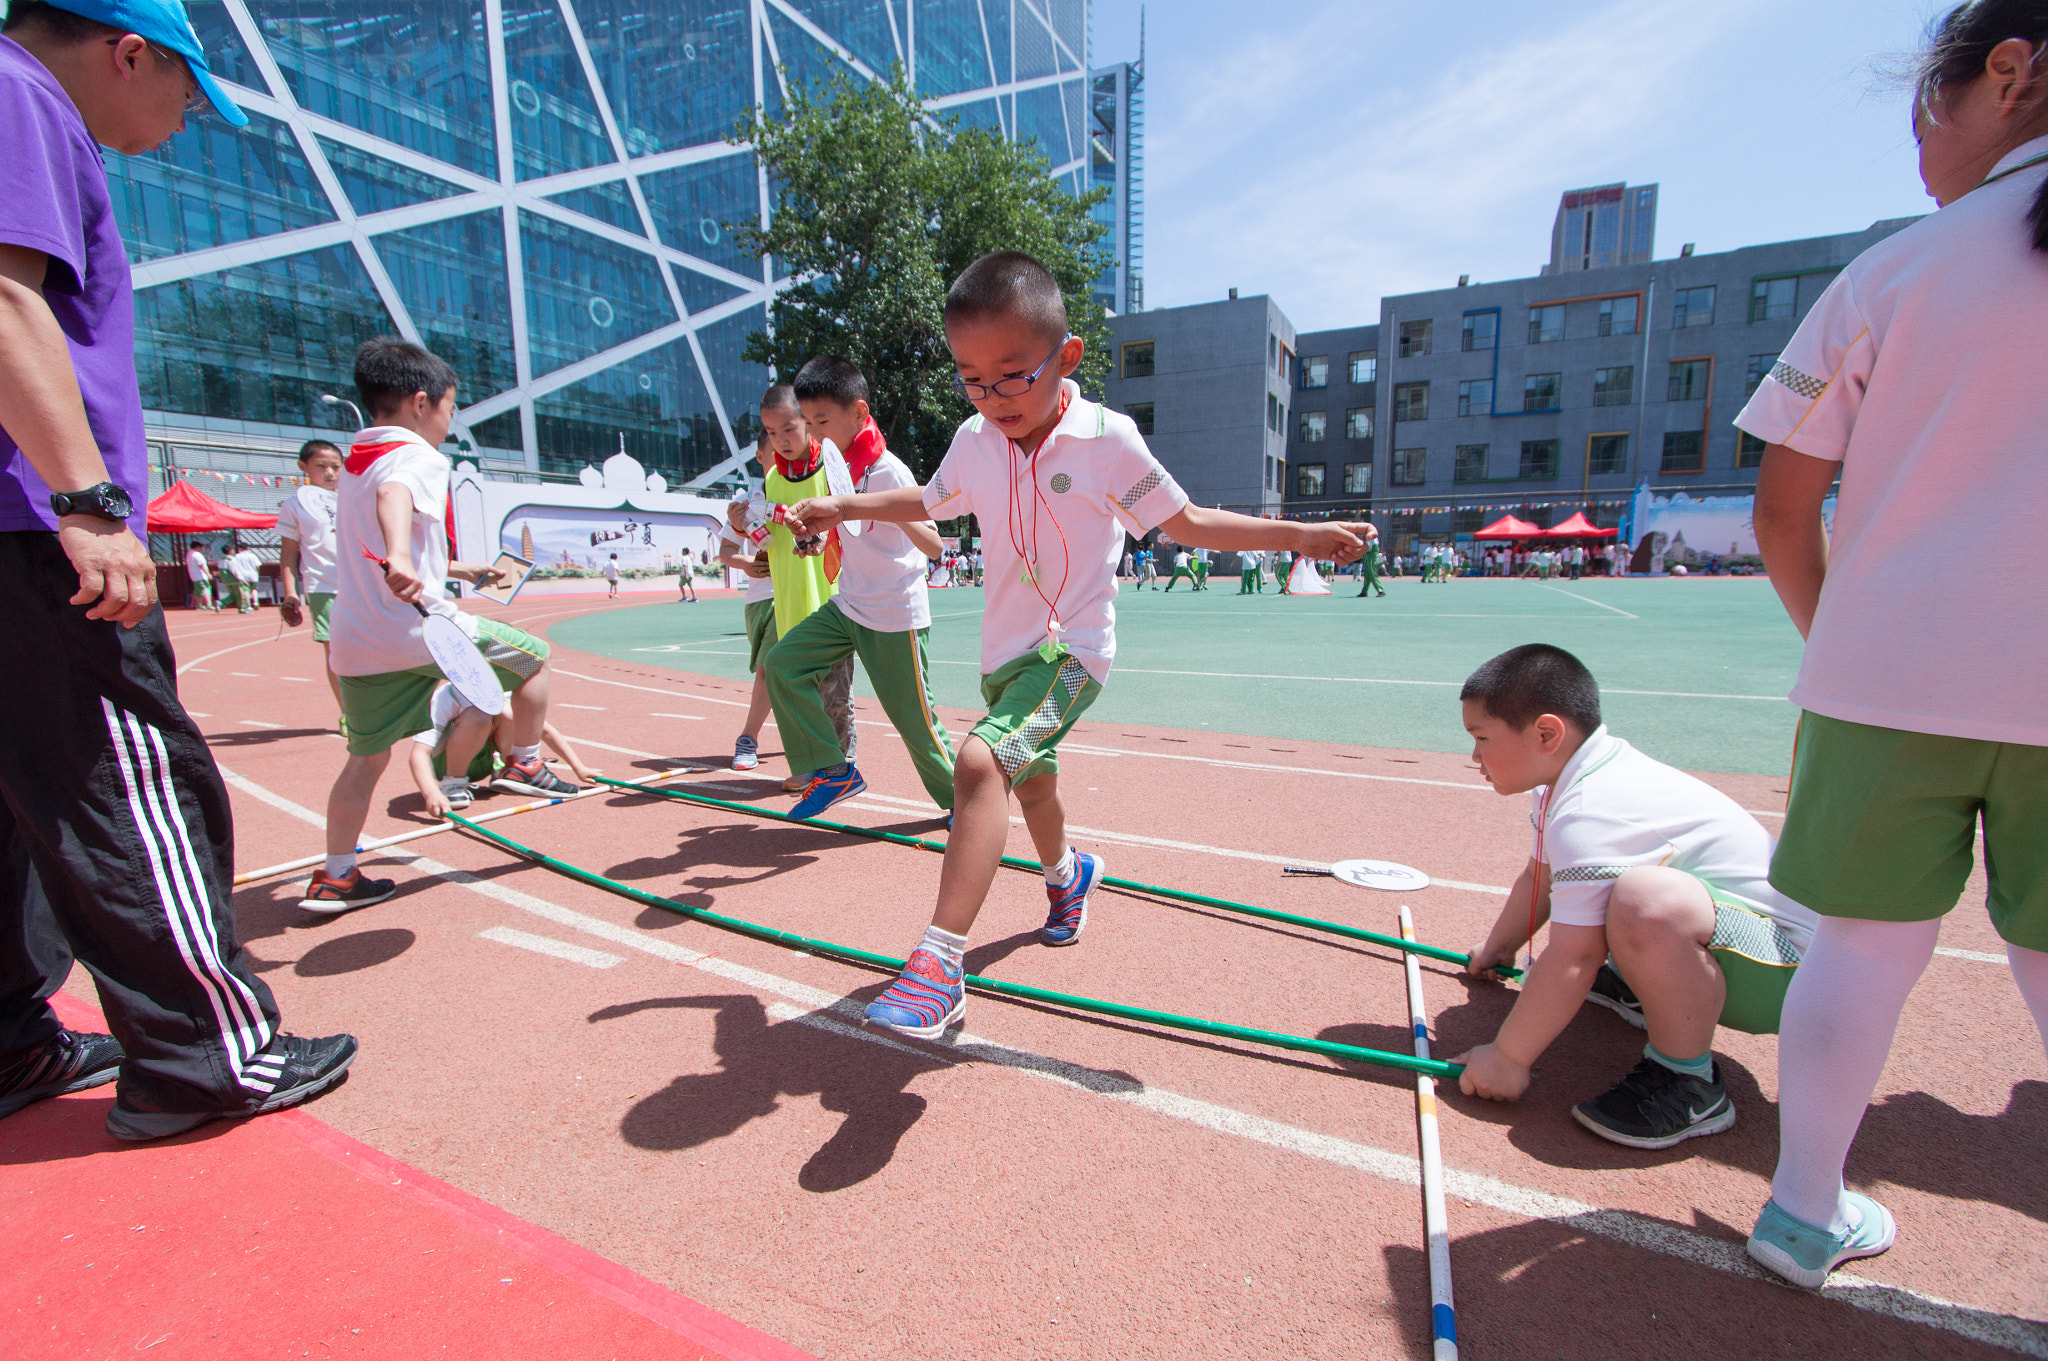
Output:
[319, 393, 365, 429]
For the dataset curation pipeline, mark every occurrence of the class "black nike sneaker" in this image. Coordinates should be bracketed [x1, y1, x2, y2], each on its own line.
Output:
[1572, 1056, 1735, 1149]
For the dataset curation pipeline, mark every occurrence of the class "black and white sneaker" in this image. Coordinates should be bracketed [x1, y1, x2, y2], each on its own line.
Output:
[1585, 962, 1646, 1029]
[0, 1029, 123, 1119]
[106, 1032, 359, 1142]
[1572, 1056, 1735, 1149]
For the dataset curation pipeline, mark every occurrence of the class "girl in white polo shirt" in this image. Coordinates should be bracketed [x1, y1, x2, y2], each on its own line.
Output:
[1737, 0, 2048, 1289]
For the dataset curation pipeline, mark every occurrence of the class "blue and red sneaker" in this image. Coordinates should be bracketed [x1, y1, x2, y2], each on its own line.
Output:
[789, 764, 866, 819]
[863, 948, 966, 1039]
[1041, 850, 1105, 947]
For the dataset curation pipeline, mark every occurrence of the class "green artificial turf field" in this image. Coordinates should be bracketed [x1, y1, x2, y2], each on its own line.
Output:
[551, 576, 1805, 776]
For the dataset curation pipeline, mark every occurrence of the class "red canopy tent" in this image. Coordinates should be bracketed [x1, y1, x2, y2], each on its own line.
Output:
[1542, 511, 1617, 539]
[1472, 514, 1543, 540]
[146, 479, 276, 533]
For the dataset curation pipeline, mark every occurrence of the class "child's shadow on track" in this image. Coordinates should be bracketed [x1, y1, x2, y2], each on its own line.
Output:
[604, 822, 837, 899]
[593, 993, 938, 1193]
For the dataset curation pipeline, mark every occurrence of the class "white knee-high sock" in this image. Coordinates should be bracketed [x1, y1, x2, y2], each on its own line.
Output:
[2004, 945, 2048, 1063]
[1771, 916, 1940, 1232]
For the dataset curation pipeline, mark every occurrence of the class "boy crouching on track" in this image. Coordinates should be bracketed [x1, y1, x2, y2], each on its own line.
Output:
[308, 338, 575, 914]
[1455, 643, 1819, 1148]
[784, 250, 1373, 1038]
[767, 355, 956, 818]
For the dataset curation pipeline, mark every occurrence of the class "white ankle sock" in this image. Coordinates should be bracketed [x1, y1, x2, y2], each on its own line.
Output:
[323, 853, 355, 879]
[508, 743, 541, 765]
[917, 924, 967, 969]
[439, 774, 468, 793]
[1771, 915, 1939, 1232]
[1045, 847, 1077, 888]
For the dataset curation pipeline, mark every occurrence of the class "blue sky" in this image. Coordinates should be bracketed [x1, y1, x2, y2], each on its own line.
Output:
[1089, 0, 1949, 331]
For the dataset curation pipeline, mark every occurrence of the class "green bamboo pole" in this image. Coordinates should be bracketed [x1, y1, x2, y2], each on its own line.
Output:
[446, 811, 1464, 1082]
[591, 775, 1516, 978]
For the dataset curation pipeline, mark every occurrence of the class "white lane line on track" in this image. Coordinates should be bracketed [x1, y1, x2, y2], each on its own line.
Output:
[652, 712, 708, 721]
[1538, 584, 1640, 618]
[175, 635, 279, 677]
[555, 669, 748, 708]
[239, 719, 283, 729]
[478, 925, 622, 969]
[1936, 946, 2009, 964]
[232, 672, 262, 677]
[556, 703, 607, 710]
[211, 764, 2048, 1357]
[280, 676, 313, 682]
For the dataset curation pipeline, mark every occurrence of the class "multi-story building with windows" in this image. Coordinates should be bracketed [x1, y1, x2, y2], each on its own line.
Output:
[1282, 325, 1379, 513]
[1086, 57, 1143, 316]
[1280, 217, 1918, 550]
[111, 0, 1093, 509]
[1103, 293, 1295, 515]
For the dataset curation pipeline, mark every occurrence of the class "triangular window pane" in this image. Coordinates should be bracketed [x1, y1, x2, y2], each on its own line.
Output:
[544, 181, 645, 235]
[318, 137, 472, 215]
[696, 303, 772, 446]
[636, 154, 759, 276]
[502, 0, 617, 180]
[785, 0, 899, 77]
[672, 263, 750, 316]
[574, 0, 752, 156]
[913, 0, 989, 98]
[768, 10, 861, 99]
[519, 209, 678, 376]
[372, 211, 521, 401]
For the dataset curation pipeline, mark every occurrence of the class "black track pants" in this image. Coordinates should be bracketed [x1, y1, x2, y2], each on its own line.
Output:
[0, 531, 282, 1113]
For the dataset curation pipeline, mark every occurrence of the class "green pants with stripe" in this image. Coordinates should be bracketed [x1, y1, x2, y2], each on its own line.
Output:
[765, 599, 956, 809]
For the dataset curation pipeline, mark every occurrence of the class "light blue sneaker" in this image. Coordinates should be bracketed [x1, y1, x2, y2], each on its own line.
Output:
[1747, 1193, 1896, 1289]
[789, 764, 865, 819]
[1041, 850, 1104, 947]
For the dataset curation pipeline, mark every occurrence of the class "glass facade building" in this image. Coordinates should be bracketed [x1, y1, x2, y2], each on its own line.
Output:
[113, 1, 1093, 486]
[1087, 58, 1141, 315]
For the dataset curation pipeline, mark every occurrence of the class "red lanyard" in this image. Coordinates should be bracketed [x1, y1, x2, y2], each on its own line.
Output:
[1008, 391, 1074, 651]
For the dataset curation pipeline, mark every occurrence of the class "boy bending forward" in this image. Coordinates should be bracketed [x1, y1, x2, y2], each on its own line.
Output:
[1457, 644, 1818, 1148]
[786, 251, 1371, 1037]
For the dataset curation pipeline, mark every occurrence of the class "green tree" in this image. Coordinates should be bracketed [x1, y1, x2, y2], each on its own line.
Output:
[731, 71, 1110, 479]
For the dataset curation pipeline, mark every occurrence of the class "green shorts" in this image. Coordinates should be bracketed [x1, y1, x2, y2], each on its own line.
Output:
[744, 598, 778, 673]
[307, 591, 334, 643]
[1698, 886, 1803, 1035]
[1771, 711, 2048, 950]
[969, 649, 1102, 788]
[338, 618, 549, 755]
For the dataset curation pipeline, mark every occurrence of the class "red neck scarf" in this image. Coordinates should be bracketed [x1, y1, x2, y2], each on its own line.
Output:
[841, 416, 886, 483]
[773, 438, 821, 482]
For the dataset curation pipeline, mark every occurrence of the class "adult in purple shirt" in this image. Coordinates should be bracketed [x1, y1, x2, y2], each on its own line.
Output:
[0, 0, 354, 1141]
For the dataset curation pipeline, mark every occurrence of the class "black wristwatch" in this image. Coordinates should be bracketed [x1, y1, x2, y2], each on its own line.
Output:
[50, 481, 132, 523]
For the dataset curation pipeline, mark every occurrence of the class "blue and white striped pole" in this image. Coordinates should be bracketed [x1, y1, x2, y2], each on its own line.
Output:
[1400, 904, 1458, 1360]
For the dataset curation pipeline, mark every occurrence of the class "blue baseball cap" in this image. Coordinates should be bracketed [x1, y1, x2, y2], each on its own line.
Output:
[52, 0, 249, 126]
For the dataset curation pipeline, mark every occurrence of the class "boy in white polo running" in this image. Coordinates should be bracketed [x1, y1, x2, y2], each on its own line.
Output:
[276, 438, 342, 712]
[717, 491, 777, 771]
[767, 355, 955, 817]
[784, 251, 1372, 1039]
[1455, 644, 1818, 1149]
[309, 338, 574, 913]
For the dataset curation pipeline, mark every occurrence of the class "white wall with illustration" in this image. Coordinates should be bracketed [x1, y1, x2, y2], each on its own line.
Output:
[450, 452, 733, 585]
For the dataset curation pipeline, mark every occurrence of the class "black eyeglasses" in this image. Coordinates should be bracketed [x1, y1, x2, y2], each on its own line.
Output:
[952, 336, 1074, 401]
[108, 36, 207, 113]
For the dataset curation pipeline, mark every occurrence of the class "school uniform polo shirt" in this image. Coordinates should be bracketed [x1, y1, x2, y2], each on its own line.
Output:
[1735, 134, 2048, 745]
[925, 379, 1187, 681]
[0, 37, 149, 542]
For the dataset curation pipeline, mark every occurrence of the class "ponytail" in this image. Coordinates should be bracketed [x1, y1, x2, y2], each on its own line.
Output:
[1918, 0, 2048, 252]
